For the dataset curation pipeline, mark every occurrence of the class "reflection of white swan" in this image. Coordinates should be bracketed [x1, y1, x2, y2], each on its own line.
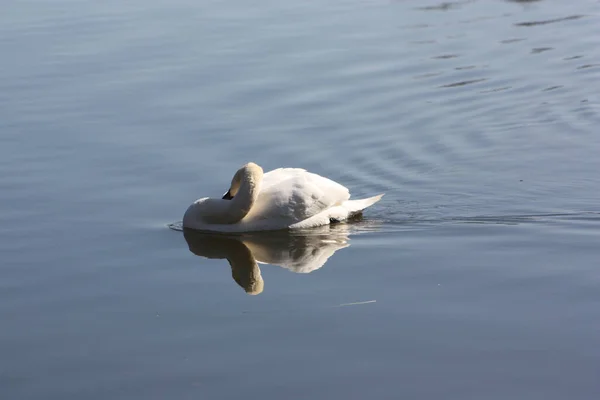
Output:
[183, 224, 357, 295]
[183, 162, 383, 232]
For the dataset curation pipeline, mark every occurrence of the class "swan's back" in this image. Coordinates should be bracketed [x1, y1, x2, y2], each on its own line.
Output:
[247, 168, 350, 225]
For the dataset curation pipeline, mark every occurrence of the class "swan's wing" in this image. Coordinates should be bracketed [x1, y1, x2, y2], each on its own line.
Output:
[253, 169, 350, 224]
[261, 168, 306, 190]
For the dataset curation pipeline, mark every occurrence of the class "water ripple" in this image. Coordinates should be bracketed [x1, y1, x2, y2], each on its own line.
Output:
[515, 15, 585, 27]
[440, 78, 488, 88]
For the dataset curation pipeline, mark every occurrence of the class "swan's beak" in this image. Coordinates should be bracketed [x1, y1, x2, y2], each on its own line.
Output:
[222, 189, 233, 200]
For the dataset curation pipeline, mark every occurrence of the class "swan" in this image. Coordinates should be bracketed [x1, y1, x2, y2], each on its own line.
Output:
[182, 162, 383, 232]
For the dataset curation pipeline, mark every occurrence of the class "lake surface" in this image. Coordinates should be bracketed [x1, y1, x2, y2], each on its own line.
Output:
[1, 0, 600, 398]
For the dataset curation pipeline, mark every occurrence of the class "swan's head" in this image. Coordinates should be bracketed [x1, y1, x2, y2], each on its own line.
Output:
[222, 162, 263, 200]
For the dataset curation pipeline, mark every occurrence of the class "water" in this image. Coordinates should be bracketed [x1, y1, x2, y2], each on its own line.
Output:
[1, 0, 600, 398]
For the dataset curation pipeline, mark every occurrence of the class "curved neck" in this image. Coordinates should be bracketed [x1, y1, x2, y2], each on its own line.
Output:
[224, 172, 260, 223]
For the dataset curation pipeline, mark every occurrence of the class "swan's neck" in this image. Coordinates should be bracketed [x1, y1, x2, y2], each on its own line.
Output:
[222, 170, 261, 224]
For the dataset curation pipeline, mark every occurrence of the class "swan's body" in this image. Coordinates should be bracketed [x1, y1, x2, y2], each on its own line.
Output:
[183, 162, 383, 233]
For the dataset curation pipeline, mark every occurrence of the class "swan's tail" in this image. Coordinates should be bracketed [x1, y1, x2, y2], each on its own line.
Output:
[342, 194, 384, 217]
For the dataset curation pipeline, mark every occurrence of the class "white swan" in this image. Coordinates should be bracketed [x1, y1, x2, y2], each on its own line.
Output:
[182, 162, 383, 232]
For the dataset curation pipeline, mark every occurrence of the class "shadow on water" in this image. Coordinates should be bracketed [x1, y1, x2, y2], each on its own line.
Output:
[180, 222, 378, 295]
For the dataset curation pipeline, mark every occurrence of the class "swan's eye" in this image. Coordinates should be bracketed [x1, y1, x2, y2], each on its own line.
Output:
[222, 190, 233, 200]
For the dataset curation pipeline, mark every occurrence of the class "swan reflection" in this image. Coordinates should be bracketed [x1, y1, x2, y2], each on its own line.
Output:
[183, 223, 361, 295]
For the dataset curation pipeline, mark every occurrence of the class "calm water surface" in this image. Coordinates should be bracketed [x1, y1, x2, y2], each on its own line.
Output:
[1, 0, 600, 399]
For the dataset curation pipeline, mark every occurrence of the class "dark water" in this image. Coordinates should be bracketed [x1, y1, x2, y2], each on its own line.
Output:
[2, 0, 600, 398]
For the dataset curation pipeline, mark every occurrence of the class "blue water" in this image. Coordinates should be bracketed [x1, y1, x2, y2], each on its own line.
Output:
[1, 0, 600, 399]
